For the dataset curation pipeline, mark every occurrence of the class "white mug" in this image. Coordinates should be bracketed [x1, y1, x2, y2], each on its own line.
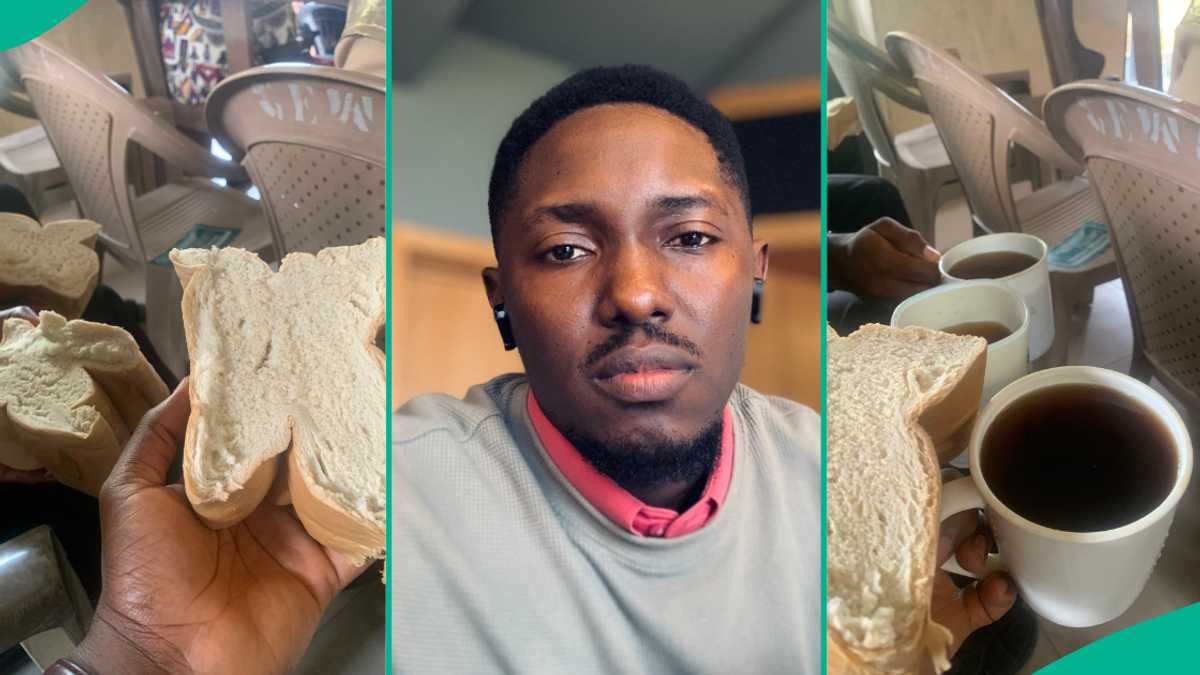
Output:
[940, 366, 1193, 627]
[939, 233, 1053, 361]
[891, 281, 1030, 404]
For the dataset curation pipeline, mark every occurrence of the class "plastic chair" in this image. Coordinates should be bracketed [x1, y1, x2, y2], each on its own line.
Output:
[828, 18, 958, 243]
[1045, 80, 1200, 410]
[0, 52, 68, 213]
[205, 64, 385, 254]
[886, 31, 1118, 364]
[7, 39, 276, 267]
[0, 526, 92, 669]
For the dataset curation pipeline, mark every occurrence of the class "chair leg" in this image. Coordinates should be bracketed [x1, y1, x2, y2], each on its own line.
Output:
[1041, 272, 1082, 368]
[1128, 351, 1154, 383]
[0, 526, 93, 659]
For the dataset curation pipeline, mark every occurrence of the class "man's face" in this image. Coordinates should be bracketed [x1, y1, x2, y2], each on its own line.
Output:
[485, 103, 766, 454]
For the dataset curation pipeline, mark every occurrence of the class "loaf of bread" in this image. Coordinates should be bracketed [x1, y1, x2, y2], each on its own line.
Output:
[0, 213, 102, 318]
[827, 324, 986, 674]
[171, 237, 385, 564]
[0, 311, 168, 494]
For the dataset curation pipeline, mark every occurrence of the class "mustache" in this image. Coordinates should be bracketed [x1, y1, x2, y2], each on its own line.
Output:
[581, 323, 704, 370]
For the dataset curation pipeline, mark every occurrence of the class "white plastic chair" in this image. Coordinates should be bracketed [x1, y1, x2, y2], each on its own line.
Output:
[887, 31, 1119, 364]
[1046, 80, 1200, 410]
[828, 18, 958, 243]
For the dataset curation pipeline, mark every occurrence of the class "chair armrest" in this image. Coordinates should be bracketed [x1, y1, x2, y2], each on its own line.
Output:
[124, 100, 247, 181]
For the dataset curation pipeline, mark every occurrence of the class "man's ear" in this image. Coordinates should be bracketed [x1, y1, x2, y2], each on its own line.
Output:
[753, 240, 769, 281]
[482, 267, 502, 307]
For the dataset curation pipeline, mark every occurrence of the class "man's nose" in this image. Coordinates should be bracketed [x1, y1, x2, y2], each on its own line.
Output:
[596, 245, 674, 328]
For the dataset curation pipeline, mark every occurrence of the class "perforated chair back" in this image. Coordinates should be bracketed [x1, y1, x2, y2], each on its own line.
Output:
[828, 17, 928, 170]
[1045, 80, 1200, 409]
[8, 39, 245, 265]
[886, 31, 1083, 233]
[206, 64, 386, 254]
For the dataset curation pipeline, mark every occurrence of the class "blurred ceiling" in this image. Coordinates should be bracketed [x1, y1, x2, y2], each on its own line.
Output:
[393, 0, 821, 91]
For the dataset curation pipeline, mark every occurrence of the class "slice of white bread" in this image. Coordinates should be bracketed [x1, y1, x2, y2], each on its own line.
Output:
[0, 311, 168, 494]
[171, 237, 385, 564]
[0, 214, 102, 318]
[827, 324, 986, 675]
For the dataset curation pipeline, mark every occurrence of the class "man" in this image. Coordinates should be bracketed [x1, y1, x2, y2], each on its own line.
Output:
[394, 64, 820, 673]
[394, 64, 1014, 674]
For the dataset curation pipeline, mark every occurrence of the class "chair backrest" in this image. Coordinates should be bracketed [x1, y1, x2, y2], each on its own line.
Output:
[7, 39, 236, 265]
[886, 31, 1083, 233]
[1045, 80, 1200, 408]
[206, 64, 386, 255]
[827, 17, 927, 170]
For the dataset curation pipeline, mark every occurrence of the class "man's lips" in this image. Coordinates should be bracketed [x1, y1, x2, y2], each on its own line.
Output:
[588, 346, 697, 403]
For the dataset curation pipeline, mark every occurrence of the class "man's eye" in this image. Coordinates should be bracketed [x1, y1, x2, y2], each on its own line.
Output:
[670, 232, 714, 248]
[546, 244, 587, 262]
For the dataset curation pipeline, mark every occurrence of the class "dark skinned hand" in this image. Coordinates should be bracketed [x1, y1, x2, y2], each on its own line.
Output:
[69, 379, 366, 674]
[0, 305, 54, 483]
[828, 218, 942, 300]
[919, 508, 1018, 674]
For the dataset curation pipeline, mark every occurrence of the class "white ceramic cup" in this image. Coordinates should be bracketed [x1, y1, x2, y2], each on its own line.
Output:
[891, 281, 1030, 404]
[940, 366, 1193, 627]
[939, 233, 1053, 361]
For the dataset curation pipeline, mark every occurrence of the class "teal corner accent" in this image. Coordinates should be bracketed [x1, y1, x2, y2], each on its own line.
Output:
[1040, 603, 1200, 673]
[0, 2, 85, 50]
[818, 1, 829, 674]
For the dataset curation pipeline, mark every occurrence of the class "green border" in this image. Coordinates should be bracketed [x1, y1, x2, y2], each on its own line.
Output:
[0, 2, 83, 50]
[819, 0, 829, 672]
[384, 0, 393, 670]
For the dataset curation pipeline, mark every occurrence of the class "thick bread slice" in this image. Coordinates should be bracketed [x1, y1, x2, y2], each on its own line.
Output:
[0, 214, 102, 318]
[0, 311, 168, 494]
[827, 324, 986, 675]
[171, 238, 385, 564]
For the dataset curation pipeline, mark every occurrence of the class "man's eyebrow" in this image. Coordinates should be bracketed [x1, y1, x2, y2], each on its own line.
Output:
[528, 202, 603, 225]
[652, 194, 726, 216]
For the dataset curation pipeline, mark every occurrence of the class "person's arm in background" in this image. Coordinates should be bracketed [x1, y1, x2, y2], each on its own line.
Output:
[46, 380, 365, 675]
[827, 217, 943, 301]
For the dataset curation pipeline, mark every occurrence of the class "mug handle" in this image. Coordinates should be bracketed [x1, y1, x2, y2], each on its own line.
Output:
[939, 476, 1005, 578]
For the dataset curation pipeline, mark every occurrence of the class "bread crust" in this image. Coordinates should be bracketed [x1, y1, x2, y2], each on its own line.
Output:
[827, 324, 985, 675]
[0, 313, 168, 495]
[173, 241, 384, 562]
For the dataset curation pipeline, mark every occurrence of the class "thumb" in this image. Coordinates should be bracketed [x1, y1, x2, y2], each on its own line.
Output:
[943, 574, 1018, 655]
[870, 218, 940, 260]
[104, 378, 190, 495]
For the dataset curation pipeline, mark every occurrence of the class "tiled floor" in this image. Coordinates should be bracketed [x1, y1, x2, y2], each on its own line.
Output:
[935, 192, 1200, 673]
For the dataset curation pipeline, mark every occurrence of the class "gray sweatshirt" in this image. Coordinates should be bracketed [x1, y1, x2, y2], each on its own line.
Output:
[393, 374, 821, 674]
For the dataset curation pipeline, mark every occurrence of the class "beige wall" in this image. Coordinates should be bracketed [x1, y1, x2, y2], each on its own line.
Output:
[0, 0, 143, 136]
[847, 0, 1127, 133]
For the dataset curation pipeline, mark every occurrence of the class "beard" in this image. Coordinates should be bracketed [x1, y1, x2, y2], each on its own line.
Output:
[562, 415, 723, 496]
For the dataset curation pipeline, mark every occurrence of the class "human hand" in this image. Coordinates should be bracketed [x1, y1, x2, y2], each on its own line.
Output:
[68, 379, 367, 674]
[828, 218, 942, 300]
[923, 511, 1018, 672]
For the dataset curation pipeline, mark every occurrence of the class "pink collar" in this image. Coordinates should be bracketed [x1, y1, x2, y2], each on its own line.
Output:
[527, 390, 734, 538]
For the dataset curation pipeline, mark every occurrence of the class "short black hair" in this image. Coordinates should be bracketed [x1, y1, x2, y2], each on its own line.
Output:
[487, 64, 751, 238]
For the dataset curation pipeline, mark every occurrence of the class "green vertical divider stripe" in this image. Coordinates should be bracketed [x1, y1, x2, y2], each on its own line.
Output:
[819, 0, 829, 673]
[1040, 603, 1200, 673]
[384, 0, 394, 671]
[0, 2, 84, 50]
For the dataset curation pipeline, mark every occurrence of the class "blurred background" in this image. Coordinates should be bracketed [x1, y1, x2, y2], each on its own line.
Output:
[393, 0, 824, 410]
